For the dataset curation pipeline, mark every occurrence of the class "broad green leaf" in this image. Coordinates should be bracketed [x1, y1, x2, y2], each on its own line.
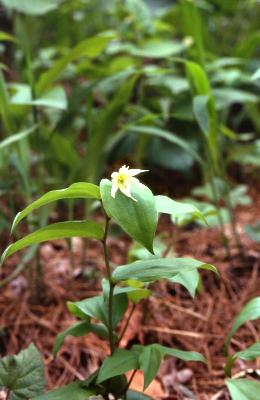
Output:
[100, 179, 157, 254]
[1, 0, 61, 15]
[112, 257, 217, 283]
[226, 378, 260, 400]
[68, 293, 128, 329]
[97, 349, 139, 383]
[126, 391, 153, 400]
[10, 84, 67, 110]
[12, 182, 100, 231]
[0, 343, 45, 400]
[128, 126, 204, 166]
[155, 195, 207, 224]
[138, 345, 162, 389]
[37, 34, 114, 93]
[224, 342, 260, 377]
[1, 220, 104, 263]
[0, 125, 37, 150]
[33, 382, 96, 400]
[116, 40, 189, 58]
[226, 297, 260, 347]
[134, 343, 206, 389]
[53, 321, 109, 356]
[170, 269, 200, 298]
[185, 61, 211, 95]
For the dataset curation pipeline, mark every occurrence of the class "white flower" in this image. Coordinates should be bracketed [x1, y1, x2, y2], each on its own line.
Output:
[111, 165, 148, 201]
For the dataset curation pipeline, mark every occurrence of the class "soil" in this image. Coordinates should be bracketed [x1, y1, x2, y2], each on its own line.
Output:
[0, 181, 259, 400]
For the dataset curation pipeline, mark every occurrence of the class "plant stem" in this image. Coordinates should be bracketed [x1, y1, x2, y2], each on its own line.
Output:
[102, 211, 115, 355]
[118, 303, 136, 346]
[123, 369, 137, 398]
[6, 388, 10, 400]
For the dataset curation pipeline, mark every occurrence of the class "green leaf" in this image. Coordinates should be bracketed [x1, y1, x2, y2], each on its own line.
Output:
[0, 343, 45, 400]
[12, 182, 100, 232]
[37, 34, 114, 93]
[97, 349, 139, 383]
[113, 285, 151, 304]
[185, 61, 211, 95]
[138, 345, 162, 389]
[226, 297, 260, 347]
[100, 179, 157, 254]
[68, 293, 128, 329]
[170, 269, 200, 298]
[0, 31, 18, 43]
[245, 222, 260, 242]
[213, 88, 258, 109]
[1, 220, 104, 263]
[53, 321, 109, 356]
[112, 257, 217, 283]
[252, 67, 260, 81]
[225, 342, 260, 377]
[1, 0, 61, 15]
[155, 195, 207, 225]
[32, 382, 96, 400]
[134, 344, 206, 389]
[128, 125, 204, 166]
[226, 378, 260, 400]
[126, 391, 153, 400]
[0, 125, 38, 150]
[10, 85, 67, 110]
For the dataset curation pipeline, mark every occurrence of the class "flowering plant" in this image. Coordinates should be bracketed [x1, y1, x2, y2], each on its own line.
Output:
[1, 167, 218, 399]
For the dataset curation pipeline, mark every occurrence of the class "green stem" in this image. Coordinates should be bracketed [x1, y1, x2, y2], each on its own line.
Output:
[118, 303, 136, 346]
[102, 211, 115, 355]
[123, 369, 138, 398]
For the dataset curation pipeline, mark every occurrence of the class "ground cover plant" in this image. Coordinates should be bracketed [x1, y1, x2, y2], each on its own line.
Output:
[0, 0, 259, 399]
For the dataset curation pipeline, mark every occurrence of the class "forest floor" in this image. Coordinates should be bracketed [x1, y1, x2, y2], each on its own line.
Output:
[0, 176, 259, 400]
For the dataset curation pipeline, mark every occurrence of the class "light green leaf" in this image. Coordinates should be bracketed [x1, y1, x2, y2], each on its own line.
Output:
[32, 382, 96, 400]
[245, 222, 260, 242]
[100, 179, 157, 254]
[0, 31, 18, 42]
[37, 34, 114, 93]
[10, 84, 67, 110]
[53, 321, 109, 356]
[112, 258, 217, 283]
[226, 378, 260, 400]
[128, 125, 204, 166]
[185, 61, 211, 95]
[193, 94, 210, 136]
[170, 269, 200, 298]
[155, 195, 207, 224]
[97, 349, 139, 383]
[114, 285, 151, 304]
[0, 343, 45, 400]
[226, 297, 260, 347]
[1, 220, 104, 263]
[1, 0, 61, 15]
[0, 125, 37, 150]
[12, 182, 100, 232]
[68, 293, 128, 329]
[252, 67, 260, 81]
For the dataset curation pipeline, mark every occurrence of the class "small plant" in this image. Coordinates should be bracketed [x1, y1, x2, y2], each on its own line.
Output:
[1, 167, 218, 399]
[224, 297, 260, 400]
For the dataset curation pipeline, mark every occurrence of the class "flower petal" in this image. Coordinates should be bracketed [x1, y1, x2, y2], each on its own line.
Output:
[129, 169, 149, 176]
[119, 183, 137, 201]
[111, 182, 118, 198]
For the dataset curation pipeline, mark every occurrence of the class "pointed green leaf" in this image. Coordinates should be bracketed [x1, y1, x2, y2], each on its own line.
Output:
[226, 378, 260, 400]
[0, 343, 45, 399]
[112, 258, 217, 283]
[53, 321, 109, 356]
[32, 382, 96, 400]
[12, 182, 100, 232]
[0, 125, 38, 150]
[138, 345, 162, 389]
[67, 293, 128, 329]
[170, 269, 200, 298]
[1, 220, 104, 263]
[155, 195, 207, 224]
[97, 349, 139, 384]
[100, 179, 157, 254]
[224, 342, 260, 377]
[10, 85, 67, 110]
[226, 297, 260, 346]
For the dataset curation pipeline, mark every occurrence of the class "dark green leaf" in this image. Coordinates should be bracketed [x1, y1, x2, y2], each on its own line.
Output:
[1, 220, 104, 263]
[97, 349, 139, 383]
[32, 382, 96, 400]
[100, 179, 157, 254]
[0, 343, 45, 400]
[138, 345, 162, 389]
